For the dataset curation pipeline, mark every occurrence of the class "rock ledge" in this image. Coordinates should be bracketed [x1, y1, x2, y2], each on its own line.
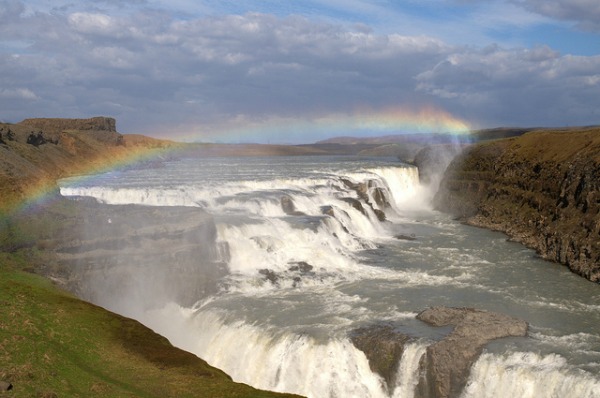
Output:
[416, 306, 528, 398]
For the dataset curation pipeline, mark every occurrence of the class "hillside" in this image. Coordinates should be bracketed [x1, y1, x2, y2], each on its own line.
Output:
[434, 127, 600, 282]
[0, 117, 301, 398]
[0, 117, 177, 212]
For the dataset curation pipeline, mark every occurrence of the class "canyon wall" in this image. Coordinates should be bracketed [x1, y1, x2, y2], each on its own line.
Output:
[20, 116, 117, 134]
[434, 128, 600, 282]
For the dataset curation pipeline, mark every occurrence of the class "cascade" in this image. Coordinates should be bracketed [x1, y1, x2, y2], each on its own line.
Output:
[59, 159, 600, 398]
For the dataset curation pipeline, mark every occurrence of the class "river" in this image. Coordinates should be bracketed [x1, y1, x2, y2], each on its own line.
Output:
[59, 155, 600, 398]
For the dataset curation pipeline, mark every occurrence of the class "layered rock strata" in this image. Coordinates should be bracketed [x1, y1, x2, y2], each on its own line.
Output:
[434, 128, 600, 282]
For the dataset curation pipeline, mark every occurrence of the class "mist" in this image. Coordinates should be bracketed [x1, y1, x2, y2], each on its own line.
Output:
[56, 200, 228, 319]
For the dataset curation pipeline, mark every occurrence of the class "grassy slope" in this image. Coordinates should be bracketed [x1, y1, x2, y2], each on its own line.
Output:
[0, 121, 301, 398]
[0, 257, 299, 398]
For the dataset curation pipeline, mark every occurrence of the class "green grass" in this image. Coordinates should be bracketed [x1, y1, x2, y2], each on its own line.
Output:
[0, 256, 302, 398]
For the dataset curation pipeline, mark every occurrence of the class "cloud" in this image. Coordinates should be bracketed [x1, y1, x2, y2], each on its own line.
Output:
[0, 2, 599, 142]
[416, 45, 600, 126]
[0, 87, 39, 100]
[514, 0, 600, 31]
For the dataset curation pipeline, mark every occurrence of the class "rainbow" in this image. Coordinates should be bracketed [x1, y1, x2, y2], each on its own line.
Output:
[168, 105, 472, 143]
[3, 105, 471, 214]
[2, 144, 172, 217]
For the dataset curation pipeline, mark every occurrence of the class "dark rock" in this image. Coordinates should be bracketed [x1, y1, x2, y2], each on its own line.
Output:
[281, 195, 305, 216]
[288, 261, 313, 273]
[373, 209, 386, 222]
[395, 234, 416, 241]
[320, 205, 335, 217]
[350, 324, 410, 390]
[372, 187, 391, 209]
[340, 179, 388, 221]
[27, 131, 47, 146]
[341, 197, 366, 216]
[415, 306, 528, 398]
[259, 268, 279, 285]
[0, 381, 13, 391]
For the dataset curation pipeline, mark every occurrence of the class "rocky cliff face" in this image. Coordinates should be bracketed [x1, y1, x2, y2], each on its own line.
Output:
[20, 116, 117, 133]
[415, 307, 527, 398]
[434, 128, 600, 282]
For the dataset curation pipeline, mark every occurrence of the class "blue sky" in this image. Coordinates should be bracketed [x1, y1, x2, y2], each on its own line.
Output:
[2, 0, 600, 143]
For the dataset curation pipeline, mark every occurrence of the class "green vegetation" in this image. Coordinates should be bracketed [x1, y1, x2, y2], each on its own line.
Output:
[0, 118, 302, 398]
[0, 258, 300, 397]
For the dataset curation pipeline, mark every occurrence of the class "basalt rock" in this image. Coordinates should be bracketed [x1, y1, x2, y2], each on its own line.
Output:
[259, 268, 280, 285]
[415, 306, 528, 398]
[434, 128, 600, 282]
[0, 381, 13, 391]
[281, 195, 306, 216]
[339, 179, 387, 221]
[288, 261, 313, 273]
[350, 324, 410, 391]
[340, 197, 367, 216]
[395, 234, 417, 241]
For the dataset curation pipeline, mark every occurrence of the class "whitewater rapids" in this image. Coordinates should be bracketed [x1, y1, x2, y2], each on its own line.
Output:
[59, 156, 600, 398]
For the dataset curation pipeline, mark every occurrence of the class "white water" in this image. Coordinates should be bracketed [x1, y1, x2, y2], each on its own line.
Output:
[59, 156, 600, 398]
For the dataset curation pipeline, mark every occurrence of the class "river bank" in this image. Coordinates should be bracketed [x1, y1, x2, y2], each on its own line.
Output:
[434, 127, 600, 283]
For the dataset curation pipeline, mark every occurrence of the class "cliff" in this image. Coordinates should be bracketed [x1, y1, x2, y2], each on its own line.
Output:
[0, 117, 175, 213]
[20, 116, 117, 134]
[434, 128, 600, 282]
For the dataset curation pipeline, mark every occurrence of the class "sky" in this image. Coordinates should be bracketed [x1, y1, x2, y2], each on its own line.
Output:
[1, 0, 599, 143]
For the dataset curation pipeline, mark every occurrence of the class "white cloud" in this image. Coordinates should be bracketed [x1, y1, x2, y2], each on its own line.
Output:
[416, 45, 600, 126]
[68, 12, 119, 34]
[0, 87, 39, 100]
[1, 3, 599, 140]
[514, 0, 600, 31]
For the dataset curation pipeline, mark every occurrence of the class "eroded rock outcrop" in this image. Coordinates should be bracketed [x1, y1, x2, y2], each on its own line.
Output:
[281, 195, 306, 216]
[350, 324, 410, 391]
[435, 128, 600, 282]
[415, 306, 528, 398]
[340, 178, 387, 221]
[20, 116, 117, 134]
[350, 307, 527, 398]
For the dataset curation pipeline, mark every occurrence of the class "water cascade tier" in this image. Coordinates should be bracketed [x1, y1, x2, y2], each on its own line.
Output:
[58, 156, 600, 398]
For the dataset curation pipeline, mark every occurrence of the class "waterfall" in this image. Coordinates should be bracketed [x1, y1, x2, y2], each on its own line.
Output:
[59, 158, 600, 398]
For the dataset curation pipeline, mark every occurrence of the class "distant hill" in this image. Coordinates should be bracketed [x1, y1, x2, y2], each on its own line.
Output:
[316, 133, 471, 145]
[310, 127, 600, 162]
